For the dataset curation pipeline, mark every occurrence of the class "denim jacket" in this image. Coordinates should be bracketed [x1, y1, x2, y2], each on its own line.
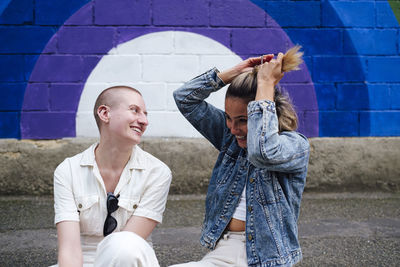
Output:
[173, 68, 310, 267]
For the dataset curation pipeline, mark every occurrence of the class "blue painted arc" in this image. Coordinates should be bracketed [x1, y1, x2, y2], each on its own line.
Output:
[0, 0, 12, 15]
[0, 0, 91, 138]
[251, 0, 372, 136]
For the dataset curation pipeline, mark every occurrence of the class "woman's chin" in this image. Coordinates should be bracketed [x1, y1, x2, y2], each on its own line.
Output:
[237, 138, 247, 148]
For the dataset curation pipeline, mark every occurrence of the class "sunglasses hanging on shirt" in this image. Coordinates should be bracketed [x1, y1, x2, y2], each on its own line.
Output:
[103, 192, 120, 236]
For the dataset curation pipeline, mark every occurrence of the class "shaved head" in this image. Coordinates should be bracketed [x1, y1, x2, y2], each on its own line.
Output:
[94, 86, 142, 130]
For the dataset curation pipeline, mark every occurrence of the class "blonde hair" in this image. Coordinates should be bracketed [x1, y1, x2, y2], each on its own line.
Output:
[282, 45, 303, 72]
[226, 46, 303, 132]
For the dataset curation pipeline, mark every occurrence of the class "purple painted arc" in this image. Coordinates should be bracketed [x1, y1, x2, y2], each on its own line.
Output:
[21, 0, 318, 139]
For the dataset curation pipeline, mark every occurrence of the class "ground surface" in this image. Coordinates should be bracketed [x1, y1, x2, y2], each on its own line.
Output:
[1, 193, 399, 267]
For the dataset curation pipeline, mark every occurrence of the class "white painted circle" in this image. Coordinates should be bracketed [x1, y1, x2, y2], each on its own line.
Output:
[76, 31, 242, 137]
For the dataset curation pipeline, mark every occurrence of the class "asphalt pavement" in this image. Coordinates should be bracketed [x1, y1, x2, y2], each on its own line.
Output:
[1, 192, 399, 267]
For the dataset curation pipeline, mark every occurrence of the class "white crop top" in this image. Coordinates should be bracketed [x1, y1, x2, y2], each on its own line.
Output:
[232, 186, 246, 221]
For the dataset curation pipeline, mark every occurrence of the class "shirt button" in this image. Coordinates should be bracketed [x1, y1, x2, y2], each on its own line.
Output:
[249, 178, 255, 183]
[248, 206, 252, 212]
[133, 204, 138, 209]
[78, 204, 82, 209]
[248, 234, 253, 241]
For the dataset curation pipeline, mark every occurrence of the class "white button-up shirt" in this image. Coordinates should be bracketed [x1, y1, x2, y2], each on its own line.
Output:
[53, 143, 172, 263]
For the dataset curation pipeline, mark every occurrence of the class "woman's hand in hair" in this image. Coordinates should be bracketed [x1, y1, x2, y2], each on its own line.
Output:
[218, 54, 274, 84]
[255, 53, 284, 101]
[258, 52, 284, 86]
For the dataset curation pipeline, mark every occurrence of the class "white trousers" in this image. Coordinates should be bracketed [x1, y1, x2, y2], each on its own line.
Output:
[94, 231, 160, 267]
[51, 231, 159, 267]
[169, 231, 247, 267]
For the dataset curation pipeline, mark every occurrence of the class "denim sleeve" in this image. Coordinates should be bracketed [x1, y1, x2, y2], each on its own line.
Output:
[173, 68, 229, 151]
[247, 100, 310, 173]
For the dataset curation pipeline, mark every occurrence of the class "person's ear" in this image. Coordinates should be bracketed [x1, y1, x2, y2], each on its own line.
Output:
[97, 105, 110, 124]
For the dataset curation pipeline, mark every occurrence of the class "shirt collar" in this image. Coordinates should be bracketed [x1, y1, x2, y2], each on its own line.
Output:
[80, 143, 147, 170]
[127, 145, 147, 170]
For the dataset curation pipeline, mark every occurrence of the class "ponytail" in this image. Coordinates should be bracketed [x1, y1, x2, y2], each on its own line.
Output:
[282, 45, 303, 73]
[226, 46, 302, 132]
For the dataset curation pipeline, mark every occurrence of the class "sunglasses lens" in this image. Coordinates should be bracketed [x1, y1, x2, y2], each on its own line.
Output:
[107, 196, 119, 213]
[103, 215, 117, 236]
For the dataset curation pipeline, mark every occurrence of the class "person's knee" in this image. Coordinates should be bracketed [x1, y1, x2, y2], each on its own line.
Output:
[107, 231, 151, 256]
[95, 231, 157, 266]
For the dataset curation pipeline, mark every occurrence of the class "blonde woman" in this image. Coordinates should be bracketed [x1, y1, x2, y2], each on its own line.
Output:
[171, 47, 310, 267]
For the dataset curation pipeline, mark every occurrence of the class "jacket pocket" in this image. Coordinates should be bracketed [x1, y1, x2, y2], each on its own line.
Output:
[216, 153, 236, 185]
[254, 170, 281, 204]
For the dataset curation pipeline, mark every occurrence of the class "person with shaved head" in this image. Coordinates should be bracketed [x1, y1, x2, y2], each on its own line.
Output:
[52, 86, 172, 267]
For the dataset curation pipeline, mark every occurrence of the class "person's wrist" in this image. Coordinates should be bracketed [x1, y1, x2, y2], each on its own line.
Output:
[219, 68, 239, 84]
[257, 79, 275, 88]
[217, 72, 228, 84]
[256, 80, 275, 101]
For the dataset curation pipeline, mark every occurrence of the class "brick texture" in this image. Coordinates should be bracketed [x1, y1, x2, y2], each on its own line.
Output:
[377, 2, 399, 27]
[22, 83, 49, 111]
[0, 26, 55, 53]
[360, 111, 400, 136]
[0, 0, 399, 138]
[57, 26, 115, 54]
[319, 111, 359, 137]
[285, 29, 342, 56]
[153, 0, 208, 26]
[391, 85, 400, 110]
[0, 83, 25, 111]
[0, 112, 20, 138]
[344, 29, 397, 55]
[210, 0, 265, 27]
[265, 1, 321, 27]
[0, 0, 33, 25]
[0, 55, 25, 82]
[20, 112, 75, 139]
[322, 1, 375, 27]
[94, 0, 150, 26]
[367, 57, 400, 82]
[313, 56, 365, 82]
[35, 0, 90, 25]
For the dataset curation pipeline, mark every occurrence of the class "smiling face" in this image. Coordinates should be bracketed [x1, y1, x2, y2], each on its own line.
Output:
[97, 87, 148, 145]
[109, 89, 148, 145]
[225, 97, 249, 148]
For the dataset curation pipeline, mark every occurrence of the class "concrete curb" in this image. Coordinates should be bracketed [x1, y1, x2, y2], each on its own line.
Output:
[307, 137, 400, 192]
[0, 137, 399, 195]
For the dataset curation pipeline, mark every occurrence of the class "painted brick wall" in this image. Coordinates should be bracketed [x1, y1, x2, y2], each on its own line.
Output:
[0, 0, 399, 139]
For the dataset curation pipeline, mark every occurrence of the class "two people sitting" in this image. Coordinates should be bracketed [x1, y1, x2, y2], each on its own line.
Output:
[53, 48, 310, 267]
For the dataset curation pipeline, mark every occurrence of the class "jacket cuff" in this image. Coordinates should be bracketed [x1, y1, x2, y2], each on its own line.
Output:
[204, 67, 226, 90]
[248, 100, 276, 114]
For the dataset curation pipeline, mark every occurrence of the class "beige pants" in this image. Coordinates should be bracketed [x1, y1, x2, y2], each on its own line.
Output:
[94, 231, 160, 267]
[170, 231, 247, 267]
